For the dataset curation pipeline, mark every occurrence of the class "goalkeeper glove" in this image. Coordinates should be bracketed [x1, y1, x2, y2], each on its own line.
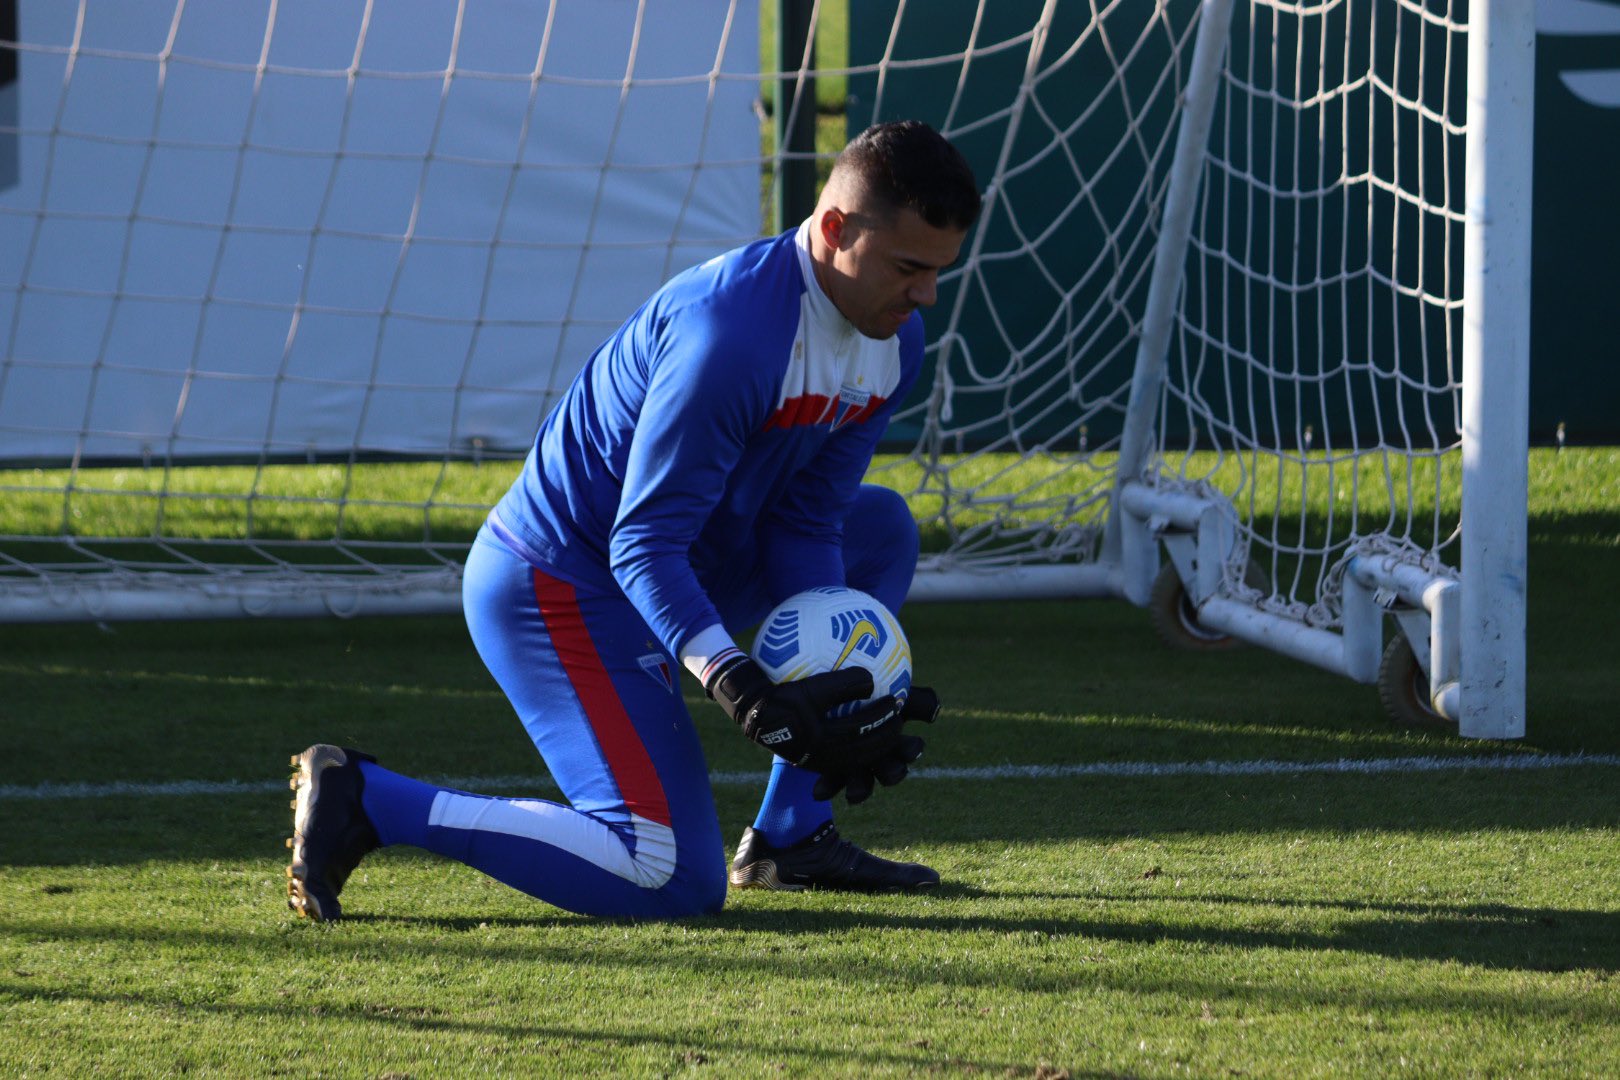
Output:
[812, 685, 940, 804]
[706, 656, 893, 770]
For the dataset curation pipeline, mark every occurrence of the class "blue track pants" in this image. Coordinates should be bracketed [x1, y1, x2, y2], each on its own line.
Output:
[358, 484, 918, 917]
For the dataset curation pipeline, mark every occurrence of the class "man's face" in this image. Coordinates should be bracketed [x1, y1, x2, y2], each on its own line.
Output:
[819, 207, 968, 340]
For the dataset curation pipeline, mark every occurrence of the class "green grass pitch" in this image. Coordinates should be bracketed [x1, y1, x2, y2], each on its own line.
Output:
[2, 448, 1618, 1076]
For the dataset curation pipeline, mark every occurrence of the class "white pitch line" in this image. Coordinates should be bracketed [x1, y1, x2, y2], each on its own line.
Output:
[1, 752, 1617, 801]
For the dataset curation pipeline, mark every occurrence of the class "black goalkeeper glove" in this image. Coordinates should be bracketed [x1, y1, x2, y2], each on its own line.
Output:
[812, 685, 941, 804]
[706, 656, 895, 770]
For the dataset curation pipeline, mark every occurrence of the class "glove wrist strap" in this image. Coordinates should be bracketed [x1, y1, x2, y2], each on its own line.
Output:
[706, 655, 770, 724]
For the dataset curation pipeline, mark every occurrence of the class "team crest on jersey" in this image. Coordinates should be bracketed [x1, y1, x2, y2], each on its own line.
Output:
[831, 384, 872, 431]
[830, 608, 887, 669]
[638, 653, 674, 693]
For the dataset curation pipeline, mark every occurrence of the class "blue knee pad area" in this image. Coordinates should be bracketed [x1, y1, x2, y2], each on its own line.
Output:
[842, 483, 921, 617]
[357, 530, 726, 918]
[361, 761, 726, 919]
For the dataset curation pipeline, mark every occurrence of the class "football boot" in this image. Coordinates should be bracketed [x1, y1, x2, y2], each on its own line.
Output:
[728, 823, 939, 892]
[286, 744, 379, 922]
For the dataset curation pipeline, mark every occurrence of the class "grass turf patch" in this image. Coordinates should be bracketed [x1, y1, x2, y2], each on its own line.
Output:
[3, 769, 1617, 1077]
[1, 448, 1617, 1073]
[2, 519, 1618, 1075]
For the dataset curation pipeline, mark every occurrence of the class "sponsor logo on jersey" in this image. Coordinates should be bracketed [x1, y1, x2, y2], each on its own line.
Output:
[638, 652, 674, 693]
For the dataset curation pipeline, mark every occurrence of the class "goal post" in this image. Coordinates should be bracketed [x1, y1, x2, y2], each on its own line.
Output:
[1459, 0, 1534, 739]
[0, 2, 1531, 737]
[1094, 0, 1531, 739]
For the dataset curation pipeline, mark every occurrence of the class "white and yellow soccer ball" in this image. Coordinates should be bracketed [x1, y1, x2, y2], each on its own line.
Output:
[753, 586, 912, 715]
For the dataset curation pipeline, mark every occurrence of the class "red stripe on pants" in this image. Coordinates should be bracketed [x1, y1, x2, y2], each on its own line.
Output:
[530, 569, 673, 828]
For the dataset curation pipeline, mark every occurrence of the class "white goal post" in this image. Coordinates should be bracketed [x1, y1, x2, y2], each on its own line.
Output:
[0, 1, 1531, 738]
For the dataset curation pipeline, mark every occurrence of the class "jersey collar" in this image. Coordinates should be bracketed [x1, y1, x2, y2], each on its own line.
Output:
[794, 219, 858, 339]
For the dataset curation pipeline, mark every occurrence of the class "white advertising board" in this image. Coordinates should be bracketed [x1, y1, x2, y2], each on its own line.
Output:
[0, 0, 761, 463]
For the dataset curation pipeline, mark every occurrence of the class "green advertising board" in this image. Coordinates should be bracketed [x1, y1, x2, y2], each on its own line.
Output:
[850, 1, 1619, 448]
[1533, 5, 1620, 445]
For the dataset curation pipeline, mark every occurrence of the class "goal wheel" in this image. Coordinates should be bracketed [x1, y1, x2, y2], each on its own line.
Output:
[1146, 560, 1268, 652]
[1376, 636, 1452, 729]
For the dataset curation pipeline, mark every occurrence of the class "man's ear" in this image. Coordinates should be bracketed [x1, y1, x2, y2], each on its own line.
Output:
[818, 207, 849, 251]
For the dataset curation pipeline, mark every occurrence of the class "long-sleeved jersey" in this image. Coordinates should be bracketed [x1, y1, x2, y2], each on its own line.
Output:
[491, 221, 926, 665]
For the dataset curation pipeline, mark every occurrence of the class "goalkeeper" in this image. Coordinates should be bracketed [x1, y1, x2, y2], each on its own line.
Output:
[286, 122, 981, 920]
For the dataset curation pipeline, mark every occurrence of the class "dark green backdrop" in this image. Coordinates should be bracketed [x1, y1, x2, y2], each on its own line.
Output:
[850, 1, 1617, 449]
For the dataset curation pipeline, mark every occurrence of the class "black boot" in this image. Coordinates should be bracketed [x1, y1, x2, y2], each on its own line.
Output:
[729, 823, 939, 892]
[286, 744, 380, 922]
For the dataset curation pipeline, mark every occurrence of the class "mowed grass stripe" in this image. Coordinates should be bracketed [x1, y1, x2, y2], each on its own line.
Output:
[5, 751, 1617, 801]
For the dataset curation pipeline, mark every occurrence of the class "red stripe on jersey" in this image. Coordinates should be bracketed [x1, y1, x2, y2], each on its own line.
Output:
[765, 393, 887, 431]
[530, 569, 673, 828]
[764, 393, 833, 430]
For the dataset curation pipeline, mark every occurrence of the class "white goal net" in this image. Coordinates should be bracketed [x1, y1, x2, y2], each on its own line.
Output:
[0, 1, 1530, 735]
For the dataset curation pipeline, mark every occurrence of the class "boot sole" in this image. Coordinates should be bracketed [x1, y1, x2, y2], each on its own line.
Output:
[728, 858, 806, 892]
[285, 746, 351, 922]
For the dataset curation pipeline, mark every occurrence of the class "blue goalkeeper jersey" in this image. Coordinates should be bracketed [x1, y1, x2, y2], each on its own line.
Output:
[492, 222, 926, 659]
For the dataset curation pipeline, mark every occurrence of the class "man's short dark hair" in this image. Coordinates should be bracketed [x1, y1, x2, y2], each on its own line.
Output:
[833, 121, 981, 232]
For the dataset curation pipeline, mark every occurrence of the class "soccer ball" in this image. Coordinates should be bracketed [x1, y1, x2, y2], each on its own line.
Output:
[753, 586, 912, 714]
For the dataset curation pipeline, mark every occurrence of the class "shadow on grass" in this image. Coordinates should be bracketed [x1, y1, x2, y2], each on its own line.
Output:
[4, 888, 1618, 994]
[332, 896, 1620, 976]
[0, 978, 1057, 1077]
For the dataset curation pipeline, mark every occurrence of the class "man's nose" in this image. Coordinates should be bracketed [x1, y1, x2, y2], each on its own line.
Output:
[908, 273, 938, 308]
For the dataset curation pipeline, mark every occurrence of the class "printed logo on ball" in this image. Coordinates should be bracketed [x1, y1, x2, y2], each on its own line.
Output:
[830, 609, 887, 670]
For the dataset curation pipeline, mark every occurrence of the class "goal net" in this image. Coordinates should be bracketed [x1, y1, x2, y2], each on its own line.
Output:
[0, 1, 1529, 735]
